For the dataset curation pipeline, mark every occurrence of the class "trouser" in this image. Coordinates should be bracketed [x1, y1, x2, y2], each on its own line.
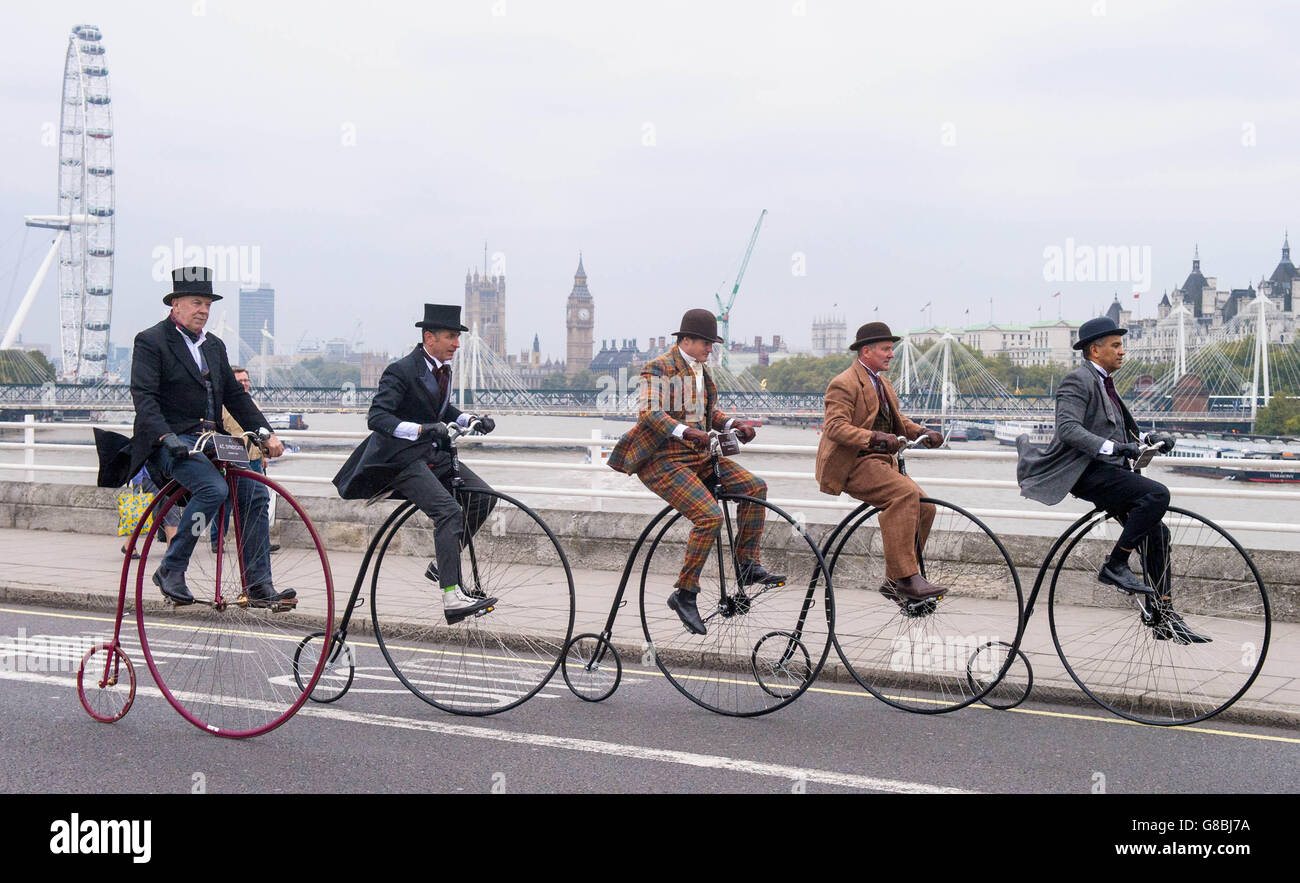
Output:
[387, 457, 496, 590]
[637, 455, 767, 592]
[841, 453, 937, 581]
[213, 457, 264, 543]
[1070, 460, 1172, 594]
[149, 434, 271, 589]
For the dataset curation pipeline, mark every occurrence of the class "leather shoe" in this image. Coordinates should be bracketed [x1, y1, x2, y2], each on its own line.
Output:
[121, 545, 140, 561]
[668, 589, 707, 635]
[1151, 601, 1211, 644]
[891, 573, 946, 601]
[152, 566, 194, 605]
[245, 583, 297, 609]
[738, 562, 786, 588]
[1098, 561, 1156, 595]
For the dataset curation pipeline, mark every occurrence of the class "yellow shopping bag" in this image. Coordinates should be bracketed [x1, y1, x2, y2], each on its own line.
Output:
[117, 485, 154, 537]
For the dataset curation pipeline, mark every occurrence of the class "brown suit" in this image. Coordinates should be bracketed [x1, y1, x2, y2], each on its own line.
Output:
[816, 360, 935, 580]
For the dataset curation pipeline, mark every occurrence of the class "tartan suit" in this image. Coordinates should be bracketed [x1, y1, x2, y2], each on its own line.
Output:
[608, 345, 767, 591]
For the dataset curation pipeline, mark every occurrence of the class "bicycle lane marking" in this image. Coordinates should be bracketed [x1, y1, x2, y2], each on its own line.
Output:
[3, 605, 1298, 746]
[2, 667, 970, 794]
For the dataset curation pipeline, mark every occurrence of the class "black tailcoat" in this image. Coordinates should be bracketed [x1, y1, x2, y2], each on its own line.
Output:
[95, 317, 270, 488]
[332, 345, 463, 500]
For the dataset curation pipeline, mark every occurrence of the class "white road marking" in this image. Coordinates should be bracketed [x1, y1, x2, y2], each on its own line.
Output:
[3, 667, 973, 794]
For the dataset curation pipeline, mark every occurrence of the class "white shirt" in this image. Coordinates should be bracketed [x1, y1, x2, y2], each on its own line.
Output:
[393, 348, 471, 440]
[1087, 360, 1119, 456]
[671, 351, 735, 439]
[174, 322, 208, 370]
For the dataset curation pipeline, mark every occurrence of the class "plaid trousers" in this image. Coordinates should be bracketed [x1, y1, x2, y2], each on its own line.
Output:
[638, 454, 767, 591]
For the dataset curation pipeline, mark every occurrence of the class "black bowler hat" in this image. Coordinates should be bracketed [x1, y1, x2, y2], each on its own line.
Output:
[848, 321, 901, 350]
[416, 303, 469, 332]
[164, 266, 222, 305]
[672, 308, 724, 344]
[1073, 316, 1127, 351]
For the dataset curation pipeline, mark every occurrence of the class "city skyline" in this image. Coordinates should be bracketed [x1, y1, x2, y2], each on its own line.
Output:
[2, 3, 1297, 362]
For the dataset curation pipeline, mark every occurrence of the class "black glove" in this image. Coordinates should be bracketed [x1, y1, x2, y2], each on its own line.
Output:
[472, 415, 496, 435]
[161, 433, 189, 462]
[1114, 441, 1142, 460]
[1144, 431, 1176, 453]
[419, 422, 452, 452]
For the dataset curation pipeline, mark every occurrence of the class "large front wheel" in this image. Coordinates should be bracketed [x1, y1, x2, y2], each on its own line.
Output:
[639, 495, 833, 717]
[827, 499, 1024, 714]
[371, 489, 576, 715]
[1048, 506, 1270, 725]
[135, 471, 335, 738]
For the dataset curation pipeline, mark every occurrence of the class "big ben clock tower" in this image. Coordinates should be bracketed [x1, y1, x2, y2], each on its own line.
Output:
[565, 253, 595, 377]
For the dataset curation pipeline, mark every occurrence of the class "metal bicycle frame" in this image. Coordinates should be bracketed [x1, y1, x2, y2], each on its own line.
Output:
[580, 449, 825, 684]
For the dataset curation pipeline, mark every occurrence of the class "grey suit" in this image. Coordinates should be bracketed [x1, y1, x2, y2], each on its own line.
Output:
[1017, 363, 1140, 505]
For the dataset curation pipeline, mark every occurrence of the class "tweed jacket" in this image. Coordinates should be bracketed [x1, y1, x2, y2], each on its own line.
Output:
[815, 360, 925, 495]
[1016, 362, 1140, 505]
[607, 345, 731, 475]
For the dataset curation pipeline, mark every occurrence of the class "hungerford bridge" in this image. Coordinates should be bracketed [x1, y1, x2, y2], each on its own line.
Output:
[0, 383, 1267, 431]
[1, 310, 1290, 431]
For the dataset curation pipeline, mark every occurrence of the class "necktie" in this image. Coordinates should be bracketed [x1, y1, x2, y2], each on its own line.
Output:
[435, 364, 450, 408]
[871, 373, 890, 420]
[1102, 374, 1125, 418]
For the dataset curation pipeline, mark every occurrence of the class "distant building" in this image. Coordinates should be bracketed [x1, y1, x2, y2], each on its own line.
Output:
[508, 334, 566, 388]
[238, 286, 275, 364]
[909, 321, 1083, 367]
[565, 255, 595, 376]
[719, 334, 792, 372]
[811, 316, 847, 356]
[464, 262, 506, 357]
[590, 337, 671, 375]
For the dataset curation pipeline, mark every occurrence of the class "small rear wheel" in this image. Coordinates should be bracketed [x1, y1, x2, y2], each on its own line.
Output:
[294, 631, 356, 703]
[562, 633, 622, 702]
[77, 643, 136, 723]
[967, 641, 1033, 710]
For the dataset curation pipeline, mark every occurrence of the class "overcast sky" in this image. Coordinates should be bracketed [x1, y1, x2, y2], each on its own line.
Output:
[2, 0, 1297, 363]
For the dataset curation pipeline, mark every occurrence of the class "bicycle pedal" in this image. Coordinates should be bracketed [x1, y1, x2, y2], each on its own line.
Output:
[475, 605, 495, 617]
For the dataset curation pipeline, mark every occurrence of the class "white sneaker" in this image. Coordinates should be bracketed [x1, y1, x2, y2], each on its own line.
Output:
[442, 586, 496, 620]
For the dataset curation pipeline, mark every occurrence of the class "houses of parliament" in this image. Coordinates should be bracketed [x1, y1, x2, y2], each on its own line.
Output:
[461, 254, 595, 385]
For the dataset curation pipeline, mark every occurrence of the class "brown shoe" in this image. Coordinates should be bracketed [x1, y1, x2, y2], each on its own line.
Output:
[892, 573, 946, 601]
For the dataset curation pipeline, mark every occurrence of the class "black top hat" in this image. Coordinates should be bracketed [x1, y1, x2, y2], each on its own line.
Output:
[848, 321, 901, 350]
[164, 266, 222, 305]
[416, 303, 469, 332]
[671, 308, 724, 344]
[1073, 316, 1127, 351]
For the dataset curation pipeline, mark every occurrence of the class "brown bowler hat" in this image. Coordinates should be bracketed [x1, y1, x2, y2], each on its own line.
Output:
[848, 321, 901, 350]
[672, 308, 724, 343]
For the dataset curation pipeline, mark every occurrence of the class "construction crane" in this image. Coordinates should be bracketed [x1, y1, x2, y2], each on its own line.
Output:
[714, 209, 767, 369]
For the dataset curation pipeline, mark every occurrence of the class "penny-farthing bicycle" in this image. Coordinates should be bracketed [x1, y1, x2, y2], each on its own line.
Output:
[292, 420, 577, 715]
[77, 429, 335, 738]
[820, 436, 1025, 714]
[976, 442, 1271, 726]
[561, 430, 834, 717]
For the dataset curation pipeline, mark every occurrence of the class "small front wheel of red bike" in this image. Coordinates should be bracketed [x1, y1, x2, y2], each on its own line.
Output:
[78, 643, 136, 723]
